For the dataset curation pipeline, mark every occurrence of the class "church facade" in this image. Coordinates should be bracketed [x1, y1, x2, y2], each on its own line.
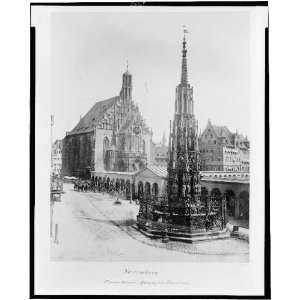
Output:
[62, 69, 153, 179]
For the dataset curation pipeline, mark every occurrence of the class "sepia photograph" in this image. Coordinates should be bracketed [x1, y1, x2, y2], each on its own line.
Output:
[31, 1, 269, 297]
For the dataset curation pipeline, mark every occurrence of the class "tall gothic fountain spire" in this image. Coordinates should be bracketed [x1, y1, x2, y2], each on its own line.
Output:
[174, 27, 194, 116]
[136, 30, 227, 242]
[181, 33, 188, 85]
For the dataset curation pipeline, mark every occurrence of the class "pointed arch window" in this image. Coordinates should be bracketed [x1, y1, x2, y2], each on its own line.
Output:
[103, 136, 110, 153]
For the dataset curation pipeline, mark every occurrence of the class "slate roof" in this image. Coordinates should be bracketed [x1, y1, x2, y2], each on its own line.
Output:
[71, 96, 119, 133]
[135, 165, 168, 179]
[147, 165, 168, 178]
[202, 121, 249, 148]
[212, 125, 232, 139]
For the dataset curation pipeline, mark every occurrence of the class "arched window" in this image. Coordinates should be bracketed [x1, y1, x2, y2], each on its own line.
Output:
[103, 136, 110, 153]
[238, 191, 249, 220]
[138, 181, 144, 199]
[225, 190, 236, 217]
[145, 182, 151, 195]
[103, 136, 110, 169]
[152, 183, 159, 196]
[102, 118, 108, 129]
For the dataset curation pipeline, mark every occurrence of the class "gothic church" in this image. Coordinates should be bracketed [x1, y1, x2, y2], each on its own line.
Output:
[62, 68, 153, 178]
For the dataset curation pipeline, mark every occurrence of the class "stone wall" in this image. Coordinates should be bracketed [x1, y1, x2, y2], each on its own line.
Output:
[62, 131, 95, 178]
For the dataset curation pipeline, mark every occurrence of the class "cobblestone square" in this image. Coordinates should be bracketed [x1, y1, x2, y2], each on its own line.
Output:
[51, 184, 249, 262]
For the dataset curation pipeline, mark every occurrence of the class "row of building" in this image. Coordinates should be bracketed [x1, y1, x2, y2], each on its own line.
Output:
[49, 34, 249, 215]
[51, 116, 249, 177]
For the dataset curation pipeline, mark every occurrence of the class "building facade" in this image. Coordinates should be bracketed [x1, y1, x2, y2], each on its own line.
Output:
[51, 139, 62, 176]
[198, 120, 250, 172]
[62, 68, 153, 178]
[150, 133, 168, 167]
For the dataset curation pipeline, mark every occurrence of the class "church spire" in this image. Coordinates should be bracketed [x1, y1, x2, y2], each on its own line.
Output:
[181, 27, 188, 85]
[120, 62, 132, 102]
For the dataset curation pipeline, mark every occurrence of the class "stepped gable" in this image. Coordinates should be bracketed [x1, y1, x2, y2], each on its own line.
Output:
[117, 114, 133, 134]
[117, 107, 151, 135]
[71, 96, 119, 133]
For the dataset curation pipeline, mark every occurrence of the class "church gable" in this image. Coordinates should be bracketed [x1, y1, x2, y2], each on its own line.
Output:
[117, 107, 150, 136]
[118, 116, 134, 134]
[97, 104, 117, 130]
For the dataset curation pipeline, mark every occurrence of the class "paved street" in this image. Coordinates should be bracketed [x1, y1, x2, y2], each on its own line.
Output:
[51, 184, 249, 262]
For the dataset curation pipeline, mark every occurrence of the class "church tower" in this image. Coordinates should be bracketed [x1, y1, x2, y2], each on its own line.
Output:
[120, 62, 132, 104]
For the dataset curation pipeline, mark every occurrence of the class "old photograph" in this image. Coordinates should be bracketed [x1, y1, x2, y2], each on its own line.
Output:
[31, 2, 269, 297]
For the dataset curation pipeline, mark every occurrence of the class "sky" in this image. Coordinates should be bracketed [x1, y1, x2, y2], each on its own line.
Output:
[51, 10, 250, 143]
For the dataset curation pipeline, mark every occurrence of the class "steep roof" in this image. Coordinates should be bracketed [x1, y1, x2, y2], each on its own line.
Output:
[71, 96, 119, 133]
[146, 165, 168, 178]
[135, 165, 168, 179]
[212, 125, 232, 139]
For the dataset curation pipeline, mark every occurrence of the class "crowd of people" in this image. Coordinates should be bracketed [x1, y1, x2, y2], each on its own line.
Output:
[72, 177, 131, 200]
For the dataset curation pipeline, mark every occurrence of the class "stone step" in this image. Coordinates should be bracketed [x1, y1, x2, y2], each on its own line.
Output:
[133, 225, 230, 243]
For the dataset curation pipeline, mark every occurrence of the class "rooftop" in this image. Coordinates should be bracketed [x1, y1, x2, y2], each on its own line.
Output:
[71, 96, 119, 133]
